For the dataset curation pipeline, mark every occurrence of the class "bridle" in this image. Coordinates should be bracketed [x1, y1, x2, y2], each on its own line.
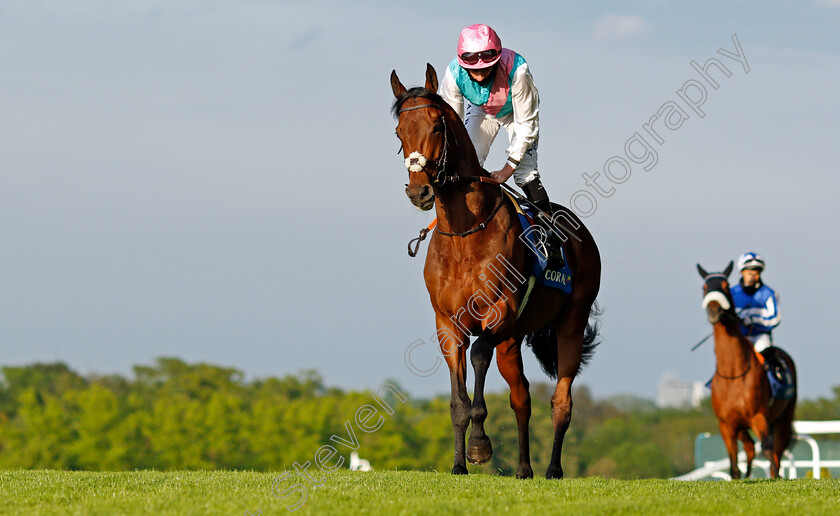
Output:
[396, 101, 458, 186]
[703, 280, 753, 380]
[399, 99, 507, 255]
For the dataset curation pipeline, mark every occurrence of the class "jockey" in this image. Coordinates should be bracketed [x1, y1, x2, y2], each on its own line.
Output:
[438, 24, 563, 265]
[731, 252, 781, 353]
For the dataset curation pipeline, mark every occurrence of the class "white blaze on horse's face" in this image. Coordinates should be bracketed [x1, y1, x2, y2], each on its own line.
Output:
[405, 151, 428, 173]
[702, 291, 731, 311]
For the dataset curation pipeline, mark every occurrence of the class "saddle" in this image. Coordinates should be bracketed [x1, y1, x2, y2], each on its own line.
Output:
[504, 190, 573, 295]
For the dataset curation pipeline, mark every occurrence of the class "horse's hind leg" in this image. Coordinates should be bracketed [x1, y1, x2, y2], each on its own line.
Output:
[750, 412, 776, 477]
[467, 333, 494, 466]
[737, 429, 755, 478]
[545, 312, 587, 479]
[546, 375, 574, 479]
[496, 338, 533, 479]
[771, 353, 797, 479]
[771, 399, 796, 479]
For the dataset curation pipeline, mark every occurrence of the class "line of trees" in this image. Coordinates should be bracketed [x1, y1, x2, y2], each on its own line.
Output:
[1, 358, 838, 477]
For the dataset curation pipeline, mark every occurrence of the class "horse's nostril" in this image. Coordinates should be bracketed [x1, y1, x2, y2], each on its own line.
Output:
[420, 185, 432, 199]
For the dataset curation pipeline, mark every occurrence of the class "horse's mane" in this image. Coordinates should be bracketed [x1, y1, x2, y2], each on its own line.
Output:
[391, 87, 445, 118]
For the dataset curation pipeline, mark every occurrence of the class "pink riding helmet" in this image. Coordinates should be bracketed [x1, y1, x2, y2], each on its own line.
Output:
[457, 24, 502, 70]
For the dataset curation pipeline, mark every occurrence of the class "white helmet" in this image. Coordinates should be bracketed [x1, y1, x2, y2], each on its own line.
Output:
[737, 252, 765, 272]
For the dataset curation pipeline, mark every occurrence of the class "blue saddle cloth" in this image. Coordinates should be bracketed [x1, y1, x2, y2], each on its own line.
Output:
[514, 202, 573, 294]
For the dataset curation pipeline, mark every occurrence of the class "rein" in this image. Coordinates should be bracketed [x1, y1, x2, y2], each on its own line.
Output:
[436, 196, 505, 237]
[407, 193, 505, 257]
[405, 177, 583, 256]
[716, 361, 752, 380]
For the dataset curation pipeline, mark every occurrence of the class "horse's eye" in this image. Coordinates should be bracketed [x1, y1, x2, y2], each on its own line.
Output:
[432, 121, 444, 133]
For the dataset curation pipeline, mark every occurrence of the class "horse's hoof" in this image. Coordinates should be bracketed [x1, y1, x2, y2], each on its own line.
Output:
[466, 436, 493, 465]
[516, 465, 534, 479]
[545, 465, 564, 479]
[452, 464, 468, 475]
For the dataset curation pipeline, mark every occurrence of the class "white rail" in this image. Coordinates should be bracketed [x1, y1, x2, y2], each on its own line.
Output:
[673, 420, 840, 481]
[793, 420, 840, 434]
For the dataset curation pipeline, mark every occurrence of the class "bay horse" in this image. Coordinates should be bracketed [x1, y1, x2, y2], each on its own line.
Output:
[391, 64, 601, 479]
[697, 262, 797, 479]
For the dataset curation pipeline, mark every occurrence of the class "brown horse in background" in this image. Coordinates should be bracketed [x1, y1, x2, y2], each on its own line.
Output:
[391, 64, 601, 479]
[697, 262, 797, 479]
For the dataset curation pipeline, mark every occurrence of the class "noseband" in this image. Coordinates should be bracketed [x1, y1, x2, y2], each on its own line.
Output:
[397, 102, 457, 186]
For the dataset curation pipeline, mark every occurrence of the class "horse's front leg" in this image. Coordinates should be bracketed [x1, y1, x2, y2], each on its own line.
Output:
[467, 332, 495, 465]
[719, 422, 741, 479]
[737, 429, 756, 478]
[438, 319, 471, 475]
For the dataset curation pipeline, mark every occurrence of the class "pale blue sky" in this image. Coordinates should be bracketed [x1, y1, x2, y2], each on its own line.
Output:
[1, 0, 839, 400]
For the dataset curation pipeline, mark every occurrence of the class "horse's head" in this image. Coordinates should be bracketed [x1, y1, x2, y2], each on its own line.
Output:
[390, 64, 449, 211]
[697, 261, 736, 325]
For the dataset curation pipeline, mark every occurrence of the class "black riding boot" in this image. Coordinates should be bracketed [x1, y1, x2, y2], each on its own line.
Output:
[522, 179, 565, 268]
[761, 347, 784, 382]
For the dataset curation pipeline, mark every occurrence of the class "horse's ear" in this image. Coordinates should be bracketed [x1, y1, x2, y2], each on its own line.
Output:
[697, 264, 709, 279]
[425, 63, 438, 92]
[723, 260, 734, 278]
[390, 70, 406, 98]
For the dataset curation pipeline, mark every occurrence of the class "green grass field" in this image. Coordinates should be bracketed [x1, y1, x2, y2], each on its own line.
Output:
[2, 470, 838, 515]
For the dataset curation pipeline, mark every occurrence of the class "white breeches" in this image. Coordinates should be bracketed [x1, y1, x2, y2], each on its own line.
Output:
[747, 333, 772, 352]
[464, 103, 539, 187]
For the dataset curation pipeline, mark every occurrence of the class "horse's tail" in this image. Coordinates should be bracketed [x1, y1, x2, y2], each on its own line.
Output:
[525, 302, 602, 380]
[581, 306, 602, 369]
